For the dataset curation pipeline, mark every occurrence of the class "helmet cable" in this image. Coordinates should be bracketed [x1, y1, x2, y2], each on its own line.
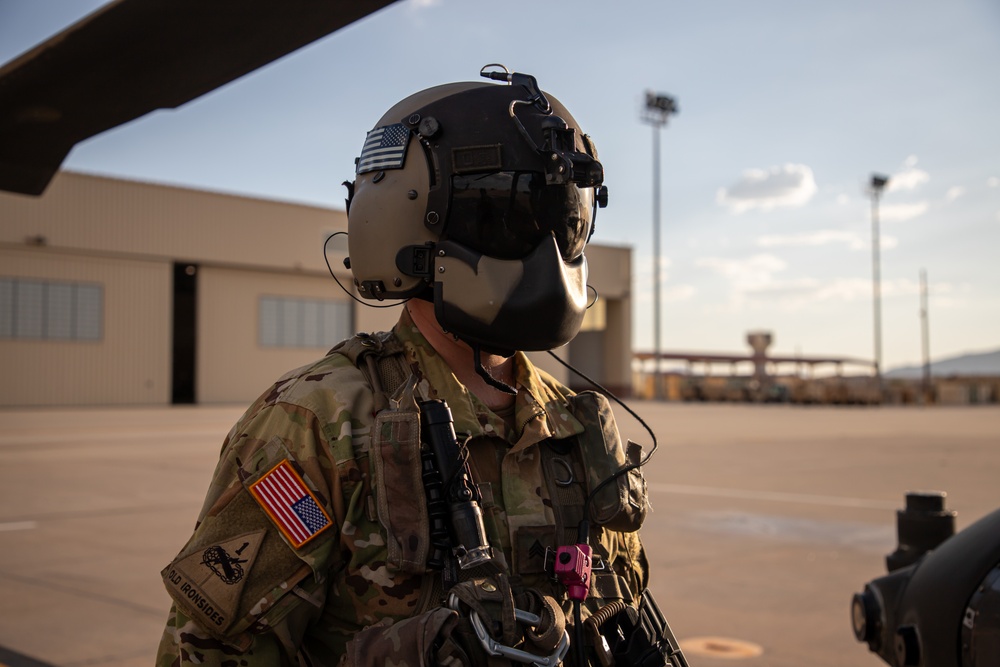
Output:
[546, 348, 660, 667]
[472, 343, 517, 395]
[545, 349, 659, 523]
[323, 232, 410, 309]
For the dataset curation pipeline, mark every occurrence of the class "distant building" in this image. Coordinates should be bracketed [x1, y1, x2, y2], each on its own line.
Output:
[634, 331, 879, 403]
[634, 332, 998, 406]
[0, 172, 633, 406]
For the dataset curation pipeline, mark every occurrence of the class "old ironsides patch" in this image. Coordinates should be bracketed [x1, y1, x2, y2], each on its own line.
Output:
[162, 530, 266, 630]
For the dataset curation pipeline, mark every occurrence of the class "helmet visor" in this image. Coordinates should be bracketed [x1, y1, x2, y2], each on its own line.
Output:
[447, 171, 594, 261]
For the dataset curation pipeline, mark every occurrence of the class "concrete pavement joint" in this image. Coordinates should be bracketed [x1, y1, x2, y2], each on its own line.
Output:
[1, 503, 196, 524]
[0, 571, 164, 618]
[648, 482, 900, 510]
[61, 647, 157, 667]
[0, 429, 228, 448]
[0, 522, 37, 532]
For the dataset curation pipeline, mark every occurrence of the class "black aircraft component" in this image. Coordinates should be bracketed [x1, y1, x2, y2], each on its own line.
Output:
[852, 491, 1000, 667]
[0, 0, 400, 196]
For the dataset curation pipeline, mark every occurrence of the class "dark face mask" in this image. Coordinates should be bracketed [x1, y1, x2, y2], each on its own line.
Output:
[432, 235, 589, 354]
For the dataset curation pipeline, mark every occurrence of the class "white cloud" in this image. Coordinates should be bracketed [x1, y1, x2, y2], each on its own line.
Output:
[880, 201, 929, 222]
[758, 230, 857, 248]
[806, 278, 924, 302]
[741, 277, 925, 310]
[888, 168, 929, 192]
[836, 194, 851, 206]
[988, 177, 1000, 189]
[737, 277, 873, 305]
[929, 281, 970, 308]
[887, 155, 929, 192]
[879, 234, 899, 250]
[694, 251, 930, 312]
[945, 186, 965, 201]
[635, 285, 695, 306]
[635, 256, 678, 297]
[637, 256, 672, 277]
[809, 278, 872, 302]
[716, 164, 817, 214]
[665, 285, 697, 302]
[695, 254, 787, 290]
[756, 230, 897, 251]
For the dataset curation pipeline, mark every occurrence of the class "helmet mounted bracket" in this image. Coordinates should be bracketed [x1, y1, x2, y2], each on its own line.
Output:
[480, 66, 603, 190]
[396, 243, 436, 279]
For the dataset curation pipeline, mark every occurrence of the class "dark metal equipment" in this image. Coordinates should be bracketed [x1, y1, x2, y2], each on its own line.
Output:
[852, 491, 1000, 666]
[418, 399, 492, 570]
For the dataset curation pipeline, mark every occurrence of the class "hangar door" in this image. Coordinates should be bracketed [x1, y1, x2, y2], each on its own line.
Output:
[196, 266, 353, 404]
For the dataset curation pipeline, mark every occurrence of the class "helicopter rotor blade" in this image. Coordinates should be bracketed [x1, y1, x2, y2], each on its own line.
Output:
[0, 0, 400, 196]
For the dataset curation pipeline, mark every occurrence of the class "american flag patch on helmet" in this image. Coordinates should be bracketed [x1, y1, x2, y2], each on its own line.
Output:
[248, 460, 332, 548]
[357, 123, 410, 174]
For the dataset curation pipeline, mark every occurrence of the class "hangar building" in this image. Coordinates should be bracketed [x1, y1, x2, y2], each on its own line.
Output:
[0, 172, 632, 406]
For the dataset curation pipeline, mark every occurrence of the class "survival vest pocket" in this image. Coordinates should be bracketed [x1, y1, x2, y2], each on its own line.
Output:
[370, 406, 431, 574]
[567, 391, 648, 532]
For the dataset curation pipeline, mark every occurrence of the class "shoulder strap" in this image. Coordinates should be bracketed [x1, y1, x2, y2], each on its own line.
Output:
[329, 331, 410, 412]
[331, 331, 432, 578]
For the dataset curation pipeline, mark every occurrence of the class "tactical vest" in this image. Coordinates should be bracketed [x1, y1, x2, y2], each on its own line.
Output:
[330, 331, 649, 615]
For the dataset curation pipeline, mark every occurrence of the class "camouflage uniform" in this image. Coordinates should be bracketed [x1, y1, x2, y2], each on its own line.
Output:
[157, 308, 648, 666]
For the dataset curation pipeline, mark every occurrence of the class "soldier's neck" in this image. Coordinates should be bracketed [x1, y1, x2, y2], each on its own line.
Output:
[406, 300, 516, 412]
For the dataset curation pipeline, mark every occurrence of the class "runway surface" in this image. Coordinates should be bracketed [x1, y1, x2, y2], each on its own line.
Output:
[1, 401, 996, 667]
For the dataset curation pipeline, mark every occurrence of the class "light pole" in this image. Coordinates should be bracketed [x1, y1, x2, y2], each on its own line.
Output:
[641, 91, 678, 399]
[869, 173, 889, 398]
[920, 268, 931, 401]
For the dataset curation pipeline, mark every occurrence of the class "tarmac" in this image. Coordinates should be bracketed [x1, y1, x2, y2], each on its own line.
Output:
[0, 401, 997, 667]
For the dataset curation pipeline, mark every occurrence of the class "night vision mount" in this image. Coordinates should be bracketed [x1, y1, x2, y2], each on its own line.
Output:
[480, 64, 606, 192]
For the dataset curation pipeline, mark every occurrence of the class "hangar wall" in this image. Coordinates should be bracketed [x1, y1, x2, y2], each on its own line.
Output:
[0, 246, 172, 406]
[0, 171, 633, 406]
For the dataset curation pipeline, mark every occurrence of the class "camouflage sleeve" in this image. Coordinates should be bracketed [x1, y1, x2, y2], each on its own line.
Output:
[156, 356, 376, 666]
[156, 596, 318, 667]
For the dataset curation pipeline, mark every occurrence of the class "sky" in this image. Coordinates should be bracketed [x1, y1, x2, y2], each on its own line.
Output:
[2, 0, 998, 372]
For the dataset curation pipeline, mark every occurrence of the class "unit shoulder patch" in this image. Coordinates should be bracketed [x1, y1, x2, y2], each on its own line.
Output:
[162, 530, 266, 630]
[248, 460, 333, 549]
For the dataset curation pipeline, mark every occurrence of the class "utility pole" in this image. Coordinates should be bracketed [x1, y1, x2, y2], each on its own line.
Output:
[920, 269, 932, 402]
[869, 174, 890, 401]
[641, 91, 678, 399]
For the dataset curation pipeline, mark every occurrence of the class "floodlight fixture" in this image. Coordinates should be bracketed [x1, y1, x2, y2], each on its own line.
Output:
[642, 91, 679, 127]
[871, 173, 890, 193]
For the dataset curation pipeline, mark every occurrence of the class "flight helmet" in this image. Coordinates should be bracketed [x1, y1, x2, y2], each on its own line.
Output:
[345, 65, 608, 354]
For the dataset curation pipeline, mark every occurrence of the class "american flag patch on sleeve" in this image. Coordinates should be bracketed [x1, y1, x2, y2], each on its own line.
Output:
[356, 123, 410, 174]
[248, 460, 332, 548]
